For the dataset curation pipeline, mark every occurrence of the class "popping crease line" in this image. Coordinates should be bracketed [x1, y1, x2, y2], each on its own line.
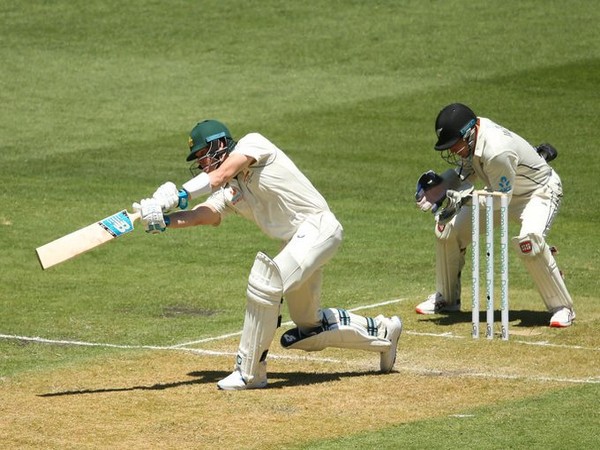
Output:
[401, 366, 600, 385]
[2, 332, 598, 354]
[1, 333, 598, 385]
[0, 291, 598, 354]
[1, 296, 598, 355]
[0, 299, 409, 363]
[0, 334, 342, 363]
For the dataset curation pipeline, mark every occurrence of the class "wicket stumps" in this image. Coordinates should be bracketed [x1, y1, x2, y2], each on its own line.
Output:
[471, 190, 509, 340]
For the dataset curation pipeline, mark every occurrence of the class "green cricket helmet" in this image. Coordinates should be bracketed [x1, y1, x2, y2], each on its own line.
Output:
[186, 119, 234, 162]
[434, 103, 477, 150]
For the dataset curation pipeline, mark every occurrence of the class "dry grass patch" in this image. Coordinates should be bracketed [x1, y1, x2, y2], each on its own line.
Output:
[2, 330, 594, 449]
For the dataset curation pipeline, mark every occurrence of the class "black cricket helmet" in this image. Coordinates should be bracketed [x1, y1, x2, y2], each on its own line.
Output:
[434, 103, 477, 150]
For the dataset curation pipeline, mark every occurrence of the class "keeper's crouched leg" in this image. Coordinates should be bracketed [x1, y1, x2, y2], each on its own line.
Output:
[217, 252, 283, 391]
[280, 308, 403, 372]
[512, 233, 573, 313]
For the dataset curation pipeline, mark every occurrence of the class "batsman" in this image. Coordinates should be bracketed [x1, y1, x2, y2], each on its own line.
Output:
[414, 103, 575, 328]
[134, 120, 402, 390]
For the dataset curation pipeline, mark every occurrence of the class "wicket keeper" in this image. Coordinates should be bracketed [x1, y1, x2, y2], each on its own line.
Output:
[414, 103, 575, 327]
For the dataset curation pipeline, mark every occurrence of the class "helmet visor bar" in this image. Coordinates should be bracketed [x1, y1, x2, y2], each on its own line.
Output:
[188, 140, 227, 176]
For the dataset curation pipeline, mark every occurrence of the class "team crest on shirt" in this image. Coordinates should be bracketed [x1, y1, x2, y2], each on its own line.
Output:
[498, 176, 512, 193]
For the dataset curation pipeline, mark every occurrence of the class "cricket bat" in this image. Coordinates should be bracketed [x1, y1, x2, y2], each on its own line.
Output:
[35, 209, 142, 270]
[35, 191, 189, 270]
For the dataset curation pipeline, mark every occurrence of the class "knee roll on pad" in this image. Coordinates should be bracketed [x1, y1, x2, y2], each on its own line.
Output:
[512, 233, 573, 311]
[236, 252, 283, 384]
[247, 252, 284, 306]
[434, 219, 454, 240]
[280, 308, 391, 353]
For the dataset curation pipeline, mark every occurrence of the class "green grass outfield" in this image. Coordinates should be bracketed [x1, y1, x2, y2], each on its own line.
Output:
[1, 1, 599, 448]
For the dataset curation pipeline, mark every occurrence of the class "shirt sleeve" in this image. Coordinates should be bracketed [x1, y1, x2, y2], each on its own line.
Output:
[233, 133, 277, 166]
[484, 149, 517, 195]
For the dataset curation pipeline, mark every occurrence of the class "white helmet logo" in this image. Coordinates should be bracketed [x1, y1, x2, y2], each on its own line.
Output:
[436, 127, 443, 137]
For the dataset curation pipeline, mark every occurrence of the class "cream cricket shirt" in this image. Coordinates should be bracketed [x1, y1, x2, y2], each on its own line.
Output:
[462, 118, 552, 197]
[205, 133, 331, 241]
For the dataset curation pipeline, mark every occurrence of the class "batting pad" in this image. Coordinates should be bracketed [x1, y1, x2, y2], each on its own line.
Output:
[236, 252, 283, 384]
[280, 308, 391, 353]
[512, 233, 573, 311]
[435, 238, 464, 304]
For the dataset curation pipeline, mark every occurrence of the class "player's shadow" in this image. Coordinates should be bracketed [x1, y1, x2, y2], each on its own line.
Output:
[37, 369, 379, 397]
[418, 309, 549, 327]
[37, 371, 225, 397]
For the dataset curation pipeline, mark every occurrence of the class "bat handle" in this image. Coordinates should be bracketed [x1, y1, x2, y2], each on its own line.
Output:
[177, 190, 189, 209]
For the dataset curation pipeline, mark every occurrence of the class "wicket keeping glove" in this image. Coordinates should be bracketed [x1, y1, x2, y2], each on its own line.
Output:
[435, 185, 474, 225]
[415, 170, 446, 212]
[536, 143, 558, 162]
[133, 198, 167, 234]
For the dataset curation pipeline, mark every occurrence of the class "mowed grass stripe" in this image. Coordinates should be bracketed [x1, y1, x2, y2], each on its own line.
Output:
[1, 1, 599, 448]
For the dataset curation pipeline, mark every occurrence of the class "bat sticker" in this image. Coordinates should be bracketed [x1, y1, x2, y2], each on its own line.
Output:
[99, 210, 135, 237]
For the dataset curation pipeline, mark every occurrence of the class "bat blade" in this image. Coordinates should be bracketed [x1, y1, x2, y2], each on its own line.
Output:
[35, 210, 141, 270]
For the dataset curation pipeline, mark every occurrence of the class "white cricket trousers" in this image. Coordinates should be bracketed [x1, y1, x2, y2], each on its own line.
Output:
[273, 211, 343, 329]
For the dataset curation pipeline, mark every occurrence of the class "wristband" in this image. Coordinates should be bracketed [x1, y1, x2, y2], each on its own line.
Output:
[164, 215, 171, 227]
[182, 172, 211, 199]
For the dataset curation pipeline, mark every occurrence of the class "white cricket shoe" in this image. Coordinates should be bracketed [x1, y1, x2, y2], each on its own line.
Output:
[217, 363, 268, 391]
[415, 292, 461, 315]
[549, 307, 576, 328]
[379, 315, 403, 373]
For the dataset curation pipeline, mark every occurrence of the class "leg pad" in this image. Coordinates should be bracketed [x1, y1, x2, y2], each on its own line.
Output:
[512, 233, 573, 311]
[236, 252, 283, 384]
[280, 308, 390, 353]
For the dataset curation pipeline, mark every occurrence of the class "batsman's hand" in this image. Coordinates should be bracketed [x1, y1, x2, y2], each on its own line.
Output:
[415, 170, 446, 212]
[153, 181, 180, 212]
[133, 198, 167, 234]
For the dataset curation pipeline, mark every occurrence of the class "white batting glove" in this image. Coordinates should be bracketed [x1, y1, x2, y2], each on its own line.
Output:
[132, 198, 167, 234]
[152, 181, 180, 212]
